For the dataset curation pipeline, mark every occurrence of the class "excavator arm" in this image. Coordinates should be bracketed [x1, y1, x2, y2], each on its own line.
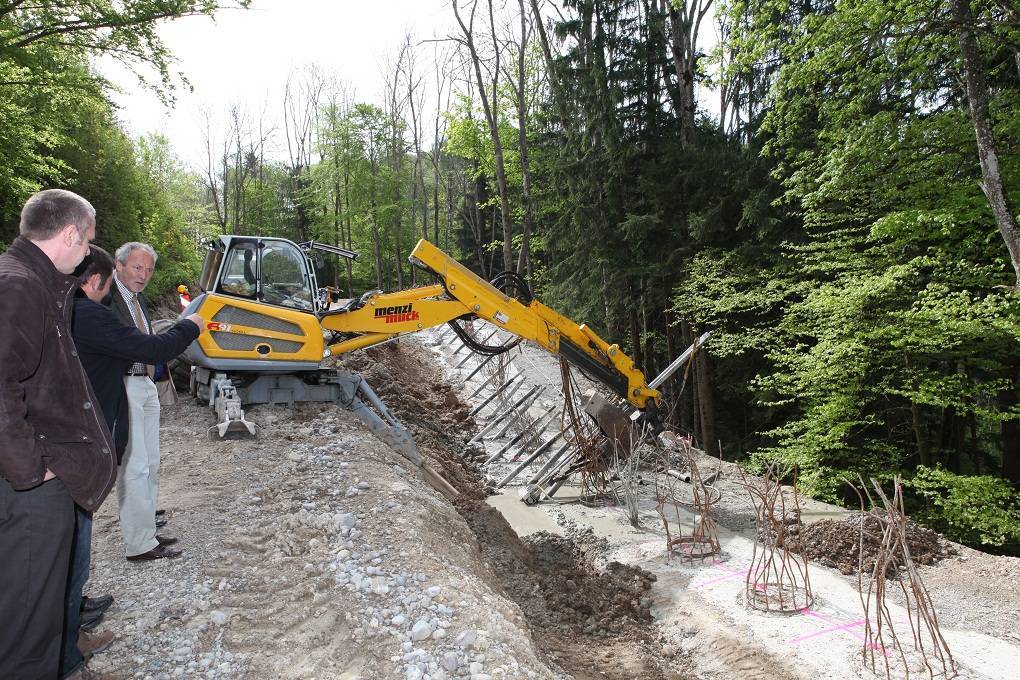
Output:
[186, 235, 665, 443]
[319, 239, 661, 423]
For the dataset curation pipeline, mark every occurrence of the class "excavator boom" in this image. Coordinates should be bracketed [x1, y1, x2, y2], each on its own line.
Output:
[315, 239, 660, 415]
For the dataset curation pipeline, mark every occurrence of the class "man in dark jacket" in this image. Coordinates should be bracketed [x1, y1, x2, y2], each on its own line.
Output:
[60, 246, 203, 679]
[0, 189, 116, 680]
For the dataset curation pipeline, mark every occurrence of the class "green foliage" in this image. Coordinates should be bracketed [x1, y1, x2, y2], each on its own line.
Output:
[667, 0, 1020, 549]
[907, 466, 1020, 549]
[0, 0, 246, 292]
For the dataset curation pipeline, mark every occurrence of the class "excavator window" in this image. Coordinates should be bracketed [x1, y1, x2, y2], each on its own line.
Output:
[259, 241, 313, 311]
[217, 242, 258, 299]
[199, 243, 223, 293]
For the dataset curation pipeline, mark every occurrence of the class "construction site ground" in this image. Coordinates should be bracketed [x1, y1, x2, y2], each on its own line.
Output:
[85, 330, 1019, 680]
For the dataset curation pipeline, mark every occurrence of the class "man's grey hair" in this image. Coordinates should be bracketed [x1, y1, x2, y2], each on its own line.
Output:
[115, 242, 158, 265]
[19, 189, 96, 241]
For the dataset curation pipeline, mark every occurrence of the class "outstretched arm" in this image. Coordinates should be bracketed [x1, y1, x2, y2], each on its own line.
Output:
[73, 301, 202, 365]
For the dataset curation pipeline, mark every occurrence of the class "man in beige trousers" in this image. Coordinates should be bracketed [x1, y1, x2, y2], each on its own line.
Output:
[109, 242, 182, 561]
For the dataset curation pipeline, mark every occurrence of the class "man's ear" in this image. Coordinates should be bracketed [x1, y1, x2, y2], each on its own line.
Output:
[61, 223, 80, 246]
[84, 273, 101, 292]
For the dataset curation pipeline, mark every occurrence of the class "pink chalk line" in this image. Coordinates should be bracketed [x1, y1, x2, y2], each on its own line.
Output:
[791, 608, 888, 655]
[695, 559, 748, 587]
[695, 561, 889, 655]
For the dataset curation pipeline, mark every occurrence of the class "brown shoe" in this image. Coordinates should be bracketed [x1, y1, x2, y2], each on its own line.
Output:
[66, 664, 105, 680]
[127, 544, 182, 561]
[156, 534, 178, 546]
[78, 629, 114, 658]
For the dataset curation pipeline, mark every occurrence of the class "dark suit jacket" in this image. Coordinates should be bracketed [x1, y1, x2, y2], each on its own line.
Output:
[0, 238, 116, 510]
[109, 281, 171, 379]
[71, 291, 200, 462]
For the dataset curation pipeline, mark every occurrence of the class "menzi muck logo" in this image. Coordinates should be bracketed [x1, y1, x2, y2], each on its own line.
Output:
[375, 303, 419, 324]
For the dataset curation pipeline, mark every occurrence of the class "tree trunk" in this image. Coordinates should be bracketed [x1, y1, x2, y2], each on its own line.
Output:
[910, 401, 931, 468]
[695, 342, 716, 454]
[514, 0, 535, 279]
[953, 0, 1020, 285]
[905, 355, 931, 467]
[1002, 367, 1020, 484]
[343, 165, 354, 294]
[453, 0, 515, 272]
[679, 320, 696, 436]
[369, 154, 383, 290]
[470, 168, 488, 278]
[628, 287, 642, 370]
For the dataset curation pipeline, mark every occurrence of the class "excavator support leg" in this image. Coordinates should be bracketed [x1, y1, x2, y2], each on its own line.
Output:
[192, 367, 419, 465]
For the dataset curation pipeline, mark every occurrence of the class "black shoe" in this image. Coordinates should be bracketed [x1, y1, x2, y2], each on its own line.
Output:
[155, 509, 166, 517]
[79, 607, 104, 632]
[80, 594, 114, 615]
[155, 534, 178, 547]
[126, 544, 183, 561]
[155, 517, 167, 528]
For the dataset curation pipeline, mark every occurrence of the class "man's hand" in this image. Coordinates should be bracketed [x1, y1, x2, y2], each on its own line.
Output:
[185, 314, 205, 331]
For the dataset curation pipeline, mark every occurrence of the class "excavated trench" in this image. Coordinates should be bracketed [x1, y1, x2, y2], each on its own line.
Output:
[338, 343, 692, 679]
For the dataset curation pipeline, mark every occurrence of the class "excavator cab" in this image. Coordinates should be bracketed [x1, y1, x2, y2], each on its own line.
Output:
[186, 236, 419, 449]
[186, 236, 364, 374]
[198, 236, 356, 315]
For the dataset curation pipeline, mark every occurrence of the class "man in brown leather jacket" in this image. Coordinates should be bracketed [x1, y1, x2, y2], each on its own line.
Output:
[0, 189, 117, 680]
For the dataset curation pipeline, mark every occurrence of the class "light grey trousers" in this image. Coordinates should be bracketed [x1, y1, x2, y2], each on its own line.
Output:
[117, 376, 161, 557]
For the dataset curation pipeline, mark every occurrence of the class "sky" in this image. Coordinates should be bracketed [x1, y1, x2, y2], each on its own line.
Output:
[102, 0, 456, 169]
[102, 0, 721, 172]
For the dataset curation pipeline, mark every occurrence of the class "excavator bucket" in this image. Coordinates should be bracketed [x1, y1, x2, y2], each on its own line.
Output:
[209, 417, 257, 441]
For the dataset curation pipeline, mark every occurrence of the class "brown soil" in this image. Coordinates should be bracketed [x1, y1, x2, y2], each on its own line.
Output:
[337, 341, 489, 500]
[459, 502, 685, 680]
[785, 512, 955, 575]
[347, 341, 690, 679]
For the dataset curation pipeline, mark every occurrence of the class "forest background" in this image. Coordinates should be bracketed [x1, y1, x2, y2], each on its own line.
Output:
[2, 0, 1019, 553]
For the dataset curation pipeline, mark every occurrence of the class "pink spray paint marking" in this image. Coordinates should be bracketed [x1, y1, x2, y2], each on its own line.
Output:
[696, 559, 749, 587]
[792, 608, 888, 655]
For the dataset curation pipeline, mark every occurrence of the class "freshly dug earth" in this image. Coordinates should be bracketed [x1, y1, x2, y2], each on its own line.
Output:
[785, 512, 955, 575]
[337, 342, 489, 501]
[343, 342, 689, 679]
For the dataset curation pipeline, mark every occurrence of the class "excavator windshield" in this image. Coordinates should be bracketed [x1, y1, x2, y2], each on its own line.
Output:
[260, 241, 314, 310]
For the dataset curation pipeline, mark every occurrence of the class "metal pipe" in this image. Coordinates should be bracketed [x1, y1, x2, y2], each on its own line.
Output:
[468, 368, 520, 400]
[649, 331, 712, 390]
[468, 384, 541, 448]
[526, 440, 574, 485]
[469, 375, 519, 417]
[489, 405, 558, 470]
[493, 387, 546, 439]
[487, 384, 540, 436]
[496, 430, 564, 488]
[454, 329, 501, 367]
[460, 351, 498, 386]
[507, 404, 559, 454]
[451, 327, 499, 356]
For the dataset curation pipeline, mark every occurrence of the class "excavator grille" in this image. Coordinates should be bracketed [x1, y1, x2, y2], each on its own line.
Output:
[210, 331, 304, 354]
[212, 306, 304, 336]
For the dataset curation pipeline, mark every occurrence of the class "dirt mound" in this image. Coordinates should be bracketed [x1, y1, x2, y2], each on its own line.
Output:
[461, 500, 679, 679]
[786, 513, 954, 575]
[337, 342, 488, 500]
[525, 529, 656, 635]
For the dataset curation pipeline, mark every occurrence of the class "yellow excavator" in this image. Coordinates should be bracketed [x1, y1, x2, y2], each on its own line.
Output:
[180, 236, 669, 470]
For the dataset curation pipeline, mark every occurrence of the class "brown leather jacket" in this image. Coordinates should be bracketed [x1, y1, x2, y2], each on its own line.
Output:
[0, 236, 116, 511]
